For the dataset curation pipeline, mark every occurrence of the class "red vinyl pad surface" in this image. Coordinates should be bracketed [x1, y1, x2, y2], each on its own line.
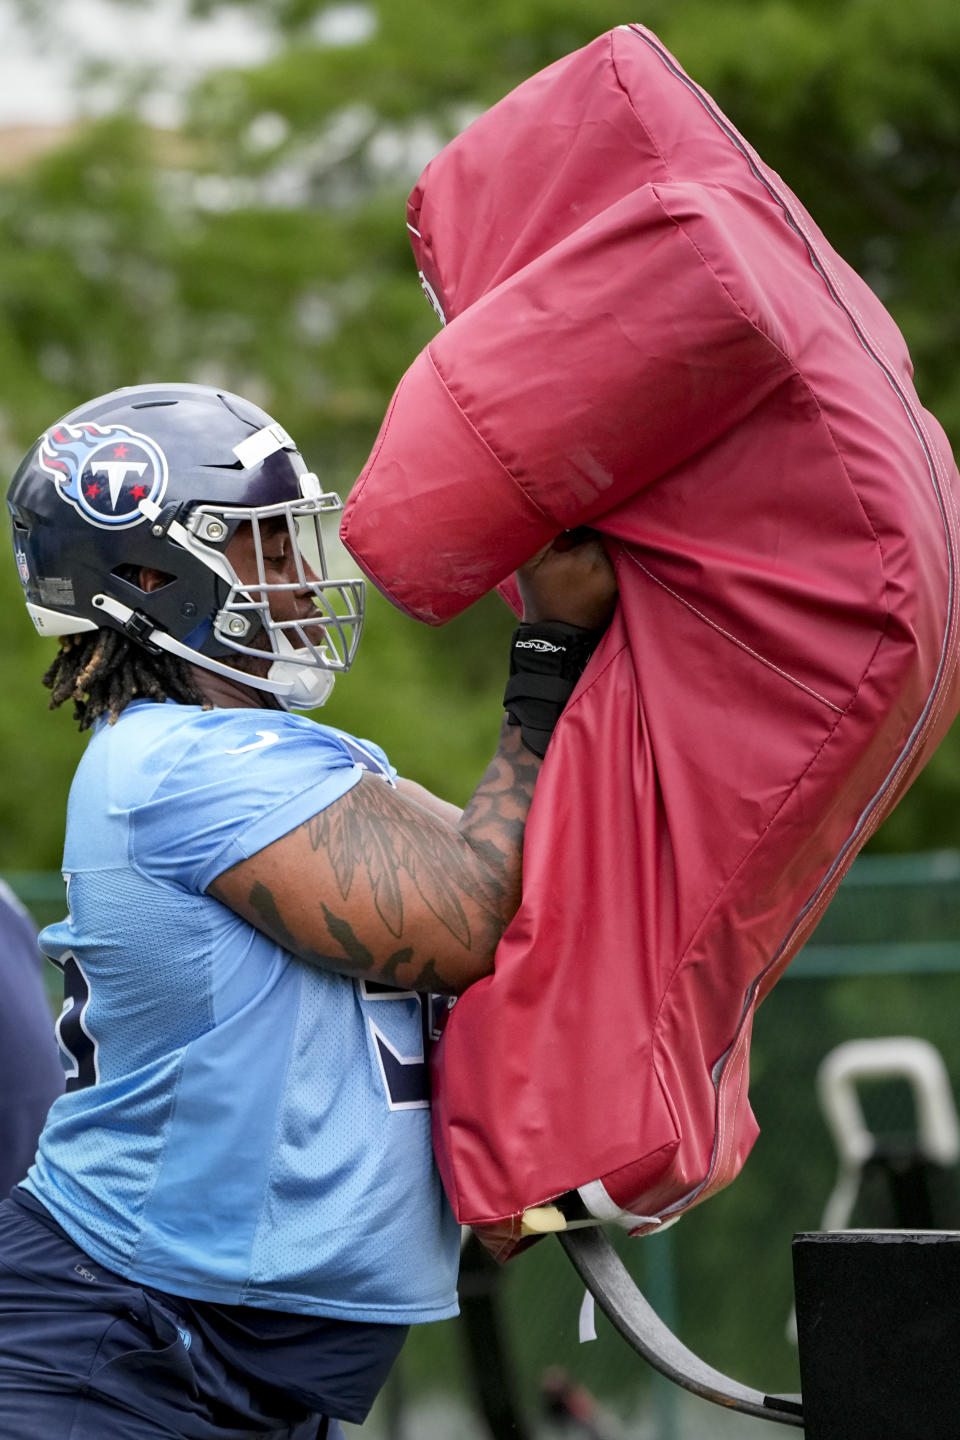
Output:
[342, 26, 960, 1257]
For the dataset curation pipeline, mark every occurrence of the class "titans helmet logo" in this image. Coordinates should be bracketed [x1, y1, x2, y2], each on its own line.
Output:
[38, 421, 168, 528]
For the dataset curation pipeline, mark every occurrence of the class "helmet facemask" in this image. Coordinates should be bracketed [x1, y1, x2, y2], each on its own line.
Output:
[140, 474, 365, 710]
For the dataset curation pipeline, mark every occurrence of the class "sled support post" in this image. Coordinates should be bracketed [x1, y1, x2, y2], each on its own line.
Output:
[558, 1227, 803, 1426]
[793, 1230, 960, 1439]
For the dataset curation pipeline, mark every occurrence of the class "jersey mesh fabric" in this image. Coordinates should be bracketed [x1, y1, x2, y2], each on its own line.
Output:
[24, 701, 460, 1323]
[247, 977, 452, 1304]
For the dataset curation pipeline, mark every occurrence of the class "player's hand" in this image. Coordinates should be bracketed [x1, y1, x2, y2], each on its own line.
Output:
[516, 528, 618, 629]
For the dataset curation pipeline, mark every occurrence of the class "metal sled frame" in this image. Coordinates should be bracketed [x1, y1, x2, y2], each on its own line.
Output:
[559, 1227, 804, 1427]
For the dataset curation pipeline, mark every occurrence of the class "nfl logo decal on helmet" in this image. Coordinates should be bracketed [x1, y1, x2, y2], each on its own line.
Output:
[38, 422, 167, 529]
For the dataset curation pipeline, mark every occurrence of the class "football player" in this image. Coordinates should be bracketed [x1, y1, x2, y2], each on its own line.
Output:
[0, 881, 64, 1195]
[0, 382, 616, 1440]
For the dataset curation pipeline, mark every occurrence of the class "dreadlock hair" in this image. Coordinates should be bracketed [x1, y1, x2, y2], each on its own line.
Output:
[43, 628, 210, 732]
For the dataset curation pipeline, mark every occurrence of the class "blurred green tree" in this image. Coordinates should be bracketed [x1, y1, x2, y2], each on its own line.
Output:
[1, 0, 958, 869]
[3, 7, 960, 1426]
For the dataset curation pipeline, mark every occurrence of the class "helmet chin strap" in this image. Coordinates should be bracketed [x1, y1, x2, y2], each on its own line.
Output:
[266, 632, 336, 709]
[90, 594, 334, 710]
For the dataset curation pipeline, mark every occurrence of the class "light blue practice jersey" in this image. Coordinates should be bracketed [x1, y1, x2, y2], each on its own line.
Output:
[25, 701, 460, 1323]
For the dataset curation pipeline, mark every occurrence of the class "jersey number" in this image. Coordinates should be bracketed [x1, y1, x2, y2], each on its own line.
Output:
[54, 953, 99, 1092]
[362, 984, 451, 1111]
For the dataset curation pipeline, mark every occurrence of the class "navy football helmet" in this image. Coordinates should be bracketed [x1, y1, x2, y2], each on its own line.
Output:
[7, 383, 365, 709]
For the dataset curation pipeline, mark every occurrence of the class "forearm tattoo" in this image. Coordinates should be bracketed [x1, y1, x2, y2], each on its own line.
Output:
[456, 719, 542, 920]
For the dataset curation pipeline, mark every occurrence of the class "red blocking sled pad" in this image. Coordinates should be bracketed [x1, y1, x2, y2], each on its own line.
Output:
[341, 24, 960, 1259]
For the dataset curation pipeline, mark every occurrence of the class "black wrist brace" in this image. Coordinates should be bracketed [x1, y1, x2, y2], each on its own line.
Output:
[504, 621, 606, 758]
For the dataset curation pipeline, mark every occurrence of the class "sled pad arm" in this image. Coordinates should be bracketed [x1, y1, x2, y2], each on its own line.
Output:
[558, 1228, 803, 1427]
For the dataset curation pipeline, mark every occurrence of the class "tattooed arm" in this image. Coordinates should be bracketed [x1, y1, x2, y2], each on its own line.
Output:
[207, 534, 617, 994]
[209, 719, 538, 993]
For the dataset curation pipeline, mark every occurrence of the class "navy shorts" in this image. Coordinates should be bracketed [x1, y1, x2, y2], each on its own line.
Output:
[0, 1196, 345, 1439]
